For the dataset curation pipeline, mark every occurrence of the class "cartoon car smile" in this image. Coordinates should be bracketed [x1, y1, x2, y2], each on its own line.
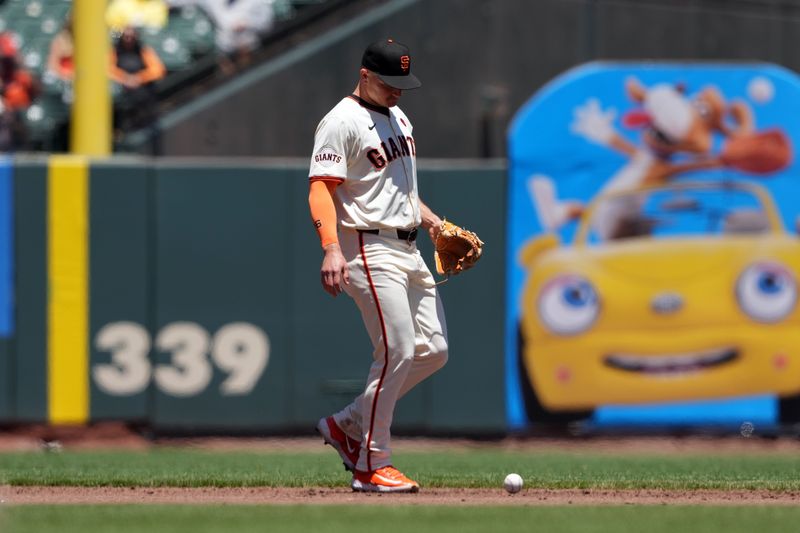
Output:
[604, 346, 738, 375]
[517, 180, 800, 423]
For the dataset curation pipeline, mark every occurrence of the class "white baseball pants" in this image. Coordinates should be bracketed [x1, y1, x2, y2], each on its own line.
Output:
[332, 228, 449, 472]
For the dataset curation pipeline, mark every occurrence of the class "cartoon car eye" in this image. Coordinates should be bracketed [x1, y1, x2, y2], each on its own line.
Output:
[737, 262, 797, 323]
[538, 275, 600, 335]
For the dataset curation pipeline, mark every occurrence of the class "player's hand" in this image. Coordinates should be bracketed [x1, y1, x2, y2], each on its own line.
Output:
[426, 217, 443, 243]
[320, 243, 349, 297]
[419, 200, 443, 243]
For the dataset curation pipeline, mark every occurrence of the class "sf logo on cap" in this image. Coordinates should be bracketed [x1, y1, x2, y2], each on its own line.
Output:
[400, 55, 410, 72]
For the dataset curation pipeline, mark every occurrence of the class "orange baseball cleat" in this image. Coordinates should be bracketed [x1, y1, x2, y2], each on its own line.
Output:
[351, 466, 420, 493]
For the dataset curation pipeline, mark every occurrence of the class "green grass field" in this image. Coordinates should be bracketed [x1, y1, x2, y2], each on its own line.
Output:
[1, 447, 799, 490]
[3, 505, 800, 533]
[1, 446, 799, 533]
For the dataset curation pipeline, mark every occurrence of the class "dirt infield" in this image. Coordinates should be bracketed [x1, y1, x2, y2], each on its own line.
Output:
[2, 486, 799, 506]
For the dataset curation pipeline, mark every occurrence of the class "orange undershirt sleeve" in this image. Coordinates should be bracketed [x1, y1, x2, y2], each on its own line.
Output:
[308, 179, 341, 248]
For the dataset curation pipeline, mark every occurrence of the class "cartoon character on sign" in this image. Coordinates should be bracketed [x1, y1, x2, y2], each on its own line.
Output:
[515, 76, 800, 426]
[530, 77, 791, 240]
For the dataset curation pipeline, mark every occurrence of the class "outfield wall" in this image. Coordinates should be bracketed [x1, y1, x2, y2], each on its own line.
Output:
[0, 156, 507, 434]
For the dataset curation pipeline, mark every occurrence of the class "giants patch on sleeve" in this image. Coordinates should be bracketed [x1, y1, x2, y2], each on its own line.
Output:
[314, 145, 343, 167]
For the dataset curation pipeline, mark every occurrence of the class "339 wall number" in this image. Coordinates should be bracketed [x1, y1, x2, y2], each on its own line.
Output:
[92, 321, 270, 397]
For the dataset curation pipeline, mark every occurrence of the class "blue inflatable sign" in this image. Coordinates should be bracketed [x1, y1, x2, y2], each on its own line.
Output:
[507, 62, 800, 431]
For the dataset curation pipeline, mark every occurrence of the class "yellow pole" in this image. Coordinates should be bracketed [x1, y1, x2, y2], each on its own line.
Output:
[47, 155, 90, 424]
[70, 0, 111, 156]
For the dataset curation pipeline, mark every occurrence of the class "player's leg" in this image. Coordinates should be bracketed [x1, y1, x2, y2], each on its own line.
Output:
[330, 240, 447, 431]
[332, 256, 447, 444]
[348, 258, 445, 492]
[351, 265, 417, 471]
[317, 229, 378, 469]
[334, 232, 419, 469]
[397, 266, 448, 397]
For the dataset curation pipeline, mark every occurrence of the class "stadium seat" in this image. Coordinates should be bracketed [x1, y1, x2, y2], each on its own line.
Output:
[1, 0, 42, 20]
[168, 5, 214, 57]
[24, 99, 60, 146]
[6, 18, 41, 48]
[139, 27, 191, 71]
[19, 36, 50, 73]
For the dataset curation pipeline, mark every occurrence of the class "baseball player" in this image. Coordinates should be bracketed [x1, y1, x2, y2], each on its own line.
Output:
[308, 39, 449, 493]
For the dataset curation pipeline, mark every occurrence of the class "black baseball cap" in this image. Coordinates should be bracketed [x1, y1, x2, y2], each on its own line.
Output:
[361, 39, 421, 90]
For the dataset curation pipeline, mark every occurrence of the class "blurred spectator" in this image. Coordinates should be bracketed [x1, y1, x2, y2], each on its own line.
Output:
[168, 0, 274, 72]
[106, 0, 169, 32]
[43, 14, 74, 152]
[0, 33, 39, 150]
[46, 15, 74, 81]
[109, 26, 166, 135]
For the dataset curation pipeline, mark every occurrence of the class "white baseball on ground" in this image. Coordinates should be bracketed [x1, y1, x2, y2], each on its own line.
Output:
[503, 473, 523, 494]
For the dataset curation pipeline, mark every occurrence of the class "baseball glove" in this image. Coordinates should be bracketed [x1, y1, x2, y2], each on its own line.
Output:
[434, 220, 484, 276]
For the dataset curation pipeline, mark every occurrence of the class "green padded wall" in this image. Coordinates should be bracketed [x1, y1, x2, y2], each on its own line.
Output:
[149, 162, 292, 430]
[4, 157, 508, 434]
[13, 159, 48, 422]
[415, 164, 507, 433]
[89, 162, 153, 420]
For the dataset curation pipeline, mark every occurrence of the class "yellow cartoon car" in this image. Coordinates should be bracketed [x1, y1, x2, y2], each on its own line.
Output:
[518, 180, 800, 424]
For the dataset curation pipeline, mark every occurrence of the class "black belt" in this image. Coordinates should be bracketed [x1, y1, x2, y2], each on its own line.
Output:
[358, 227, 418, 242]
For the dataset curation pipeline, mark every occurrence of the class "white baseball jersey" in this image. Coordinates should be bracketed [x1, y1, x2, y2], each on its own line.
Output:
[308, 95, 420, 230]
